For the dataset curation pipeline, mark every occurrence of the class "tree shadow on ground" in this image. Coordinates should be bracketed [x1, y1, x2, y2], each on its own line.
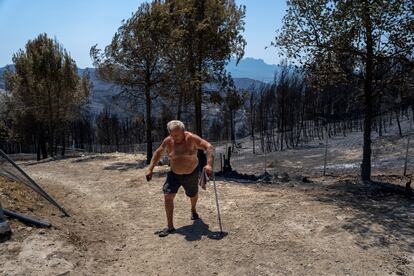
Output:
[103, 161, 147, 171]
[175, 218, 227, 241]
[71, 155, 114, 163]
[315, 177, 414, 253]
[20, 154, 84, 166]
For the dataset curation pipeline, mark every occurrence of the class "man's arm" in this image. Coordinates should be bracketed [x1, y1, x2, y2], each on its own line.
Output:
[192, 134, 214, 175]
[146, 139, 167, 181]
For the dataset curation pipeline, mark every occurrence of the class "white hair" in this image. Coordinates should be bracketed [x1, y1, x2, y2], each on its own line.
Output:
[167, 120, 185, 132]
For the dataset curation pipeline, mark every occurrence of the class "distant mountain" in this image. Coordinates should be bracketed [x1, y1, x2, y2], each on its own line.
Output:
[0, 58, 272, 115]
[0, 57, 275, 87]
[226, 57, 279, 82]
[76, 67, 126, 116]
[233, 77, 266, 90]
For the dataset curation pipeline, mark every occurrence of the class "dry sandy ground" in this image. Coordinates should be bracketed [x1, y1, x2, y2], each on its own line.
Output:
[1, 152, 414, 275]
[226, 125, 413, 178]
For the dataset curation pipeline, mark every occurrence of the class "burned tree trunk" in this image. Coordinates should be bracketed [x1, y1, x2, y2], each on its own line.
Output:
[395, 109, 402, 137]
[145, 84, 153, 165]
[361, 5, 374, 182]
[222, 147, 232, 173]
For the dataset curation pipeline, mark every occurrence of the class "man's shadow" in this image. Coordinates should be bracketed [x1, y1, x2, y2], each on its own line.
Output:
[175, 218, 228, 241]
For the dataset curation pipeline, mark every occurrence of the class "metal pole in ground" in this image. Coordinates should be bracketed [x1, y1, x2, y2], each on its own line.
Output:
[0, 149, 69, 217]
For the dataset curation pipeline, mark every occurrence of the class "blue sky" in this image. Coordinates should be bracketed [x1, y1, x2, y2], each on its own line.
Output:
[0, 0, 287, 68]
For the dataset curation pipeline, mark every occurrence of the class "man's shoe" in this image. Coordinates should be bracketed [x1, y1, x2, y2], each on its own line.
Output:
[191, 211, 199, 220]
[154, 227, 175, 237]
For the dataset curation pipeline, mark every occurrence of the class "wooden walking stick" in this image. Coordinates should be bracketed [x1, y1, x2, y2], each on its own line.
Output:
[211, 161, 224, 236]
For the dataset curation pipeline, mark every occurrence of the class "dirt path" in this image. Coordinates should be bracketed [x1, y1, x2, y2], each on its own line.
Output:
[1, 153, 414, 275]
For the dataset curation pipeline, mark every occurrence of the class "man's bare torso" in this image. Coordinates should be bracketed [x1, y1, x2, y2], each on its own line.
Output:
[165, 131, 198, 175]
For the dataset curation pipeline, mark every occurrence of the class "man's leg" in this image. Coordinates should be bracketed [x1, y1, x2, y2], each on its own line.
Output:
[164, 193, 176, 229]
[182, 170, 200, 220]
[190, 193, 198, 213]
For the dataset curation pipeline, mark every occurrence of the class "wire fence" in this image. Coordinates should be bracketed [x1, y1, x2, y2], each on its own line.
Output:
[1, 117, 412, 178]
[82, 142, 161, 154]
[211, 117, 413, 179]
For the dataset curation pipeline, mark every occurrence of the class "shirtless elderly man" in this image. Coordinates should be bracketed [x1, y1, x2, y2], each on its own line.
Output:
[146, 120, 214, 237]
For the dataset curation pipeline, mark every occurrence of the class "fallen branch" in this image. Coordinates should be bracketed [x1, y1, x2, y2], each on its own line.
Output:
[3, 208, 51, 228]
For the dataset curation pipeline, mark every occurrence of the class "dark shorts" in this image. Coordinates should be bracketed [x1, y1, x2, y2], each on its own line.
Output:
[163, 167, 199, 197]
